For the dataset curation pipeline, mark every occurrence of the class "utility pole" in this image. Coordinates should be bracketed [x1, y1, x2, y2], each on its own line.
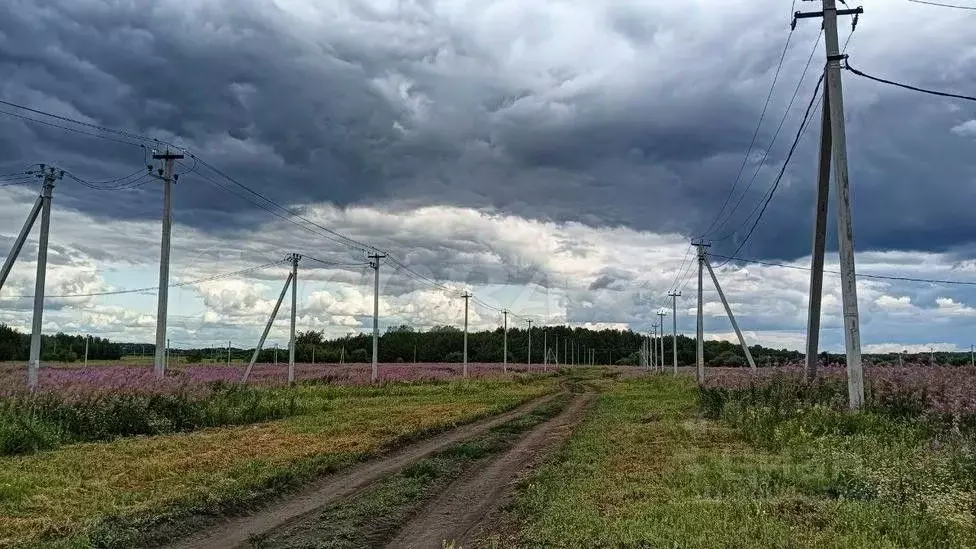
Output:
[527, 319, 533, 366]
[702, 255, 757, 370]
[694, 241, 710, 383]
[274, 343, 278, 365]
[462, 292, 471, 378]
[564, 337, 567, 367]
[657, 311, 667, 373]
[794, 1, 865, 408]
[288, 253, 300, 384]
[242, 264, 294, 382]
[151, 149, 184, 380]
[502, 310, 508, 373]
[368, 253, 386, 383]
[669, 291, 681, 375]
[971, 344, 974, 368]
[84, 335, 89, 367]
[651, 323, 658, 372]
[0, 166, 64, 390]
[227, 340, 231, 367]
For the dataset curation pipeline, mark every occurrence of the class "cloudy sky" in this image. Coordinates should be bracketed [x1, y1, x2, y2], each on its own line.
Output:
[0, 0, 974, 353]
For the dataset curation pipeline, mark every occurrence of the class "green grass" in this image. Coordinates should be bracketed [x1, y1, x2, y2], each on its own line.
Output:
[507, 375, 976, 548]
[249, 395, 571, 548]
[0, 376, 559, 548]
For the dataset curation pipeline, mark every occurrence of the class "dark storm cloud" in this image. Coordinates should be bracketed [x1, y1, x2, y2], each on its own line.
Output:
[0, 0, 973, 262]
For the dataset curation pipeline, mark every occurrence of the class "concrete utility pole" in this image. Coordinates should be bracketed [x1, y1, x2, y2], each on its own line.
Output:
[527, 319, 533, 366]
[242, 268, 293, 382]
[502, 310, 509, 372]
[805, 90, 832, 383]
[703, 253, 757, 370]
[84, 335, 89, 367]
[152, 149, 184, 380]
[794, 0, 865, 408]
[694, 241, 710, 383]
[368, 253, 386, 383]
[26, 167, 60, 390]
[462, 292, 471, 377]
[669, 291, 681, 375]
[651, 323, 658, 372]
[288, 253, 300, 384]
[657, 311, 667, 373]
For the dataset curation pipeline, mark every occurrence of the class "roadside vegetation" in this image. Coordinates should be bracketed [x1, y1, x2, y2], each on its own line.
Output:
[507, 375, 976, 548]
[0, 375, 558, 548]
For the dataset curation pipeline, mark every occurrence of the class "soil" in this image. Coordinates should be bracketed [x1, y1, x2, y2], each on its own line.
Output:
[383, 392, 594, 549]
[163, 393, 558, 549]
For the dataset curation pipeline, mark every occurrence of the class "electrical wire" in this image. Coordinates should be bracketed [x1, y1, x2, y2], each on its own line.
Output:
[0, 98, 171, 147]
[906, 0, 976, 9]
[708, 30, 824, 241]
[713, 70, 825, 268]
[709, 253, 976, 286]
[697, 29, 796, 238]
[3, 259, 288, 299]
[0, 108, 148, 148]
[845, 59, 976, 102]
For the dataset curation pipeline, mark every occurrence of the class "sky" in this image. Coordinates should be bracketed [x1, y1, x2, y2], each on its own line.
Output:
[0, 0, 974, 353]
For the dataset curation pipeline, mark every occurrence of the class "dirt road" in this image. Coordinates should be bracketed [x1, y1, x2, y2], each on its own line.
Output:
[384, 392, 593, 549]
[164, 393, 558, 549]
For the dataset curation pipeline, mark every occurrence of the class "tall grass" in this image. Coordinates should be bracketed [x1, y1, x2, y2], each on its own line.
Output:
[0, 384, 298, 455]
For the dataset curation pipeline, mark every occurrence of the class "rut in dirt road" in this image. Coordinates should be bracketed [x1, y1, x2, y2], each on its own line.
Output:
[384, 392, 594, 549]
[163, 393, 559, 549]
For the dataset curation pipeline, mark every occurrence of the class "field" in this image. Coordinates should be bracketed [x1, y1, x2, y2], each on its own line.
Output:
[2, 362, 976, 547]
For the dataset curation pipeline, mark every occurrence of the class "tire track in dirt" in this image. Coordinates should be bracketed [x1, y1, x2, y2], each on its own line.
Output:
[384, 392, 594, 549]
[162, 393, 559, 549]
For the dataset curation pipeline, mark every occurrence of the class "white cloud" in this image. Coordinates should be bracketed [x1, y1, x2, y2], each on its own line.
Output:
[951, 120, 976, 137]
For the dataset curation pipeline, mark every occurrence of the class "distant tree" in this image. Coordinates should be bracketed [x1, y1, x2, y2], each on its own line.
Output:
[296, 330, 323, 346]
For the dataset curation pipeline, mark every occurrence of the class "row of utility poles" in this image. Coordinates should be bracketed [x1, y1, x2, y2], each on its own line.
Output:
[2, 0, 868, 405]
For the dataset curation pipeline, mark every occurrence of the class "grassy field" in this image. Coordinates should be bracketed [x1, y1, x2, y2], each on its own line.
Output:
[507, 375, 976, 548]
[0, 376, 558, 548]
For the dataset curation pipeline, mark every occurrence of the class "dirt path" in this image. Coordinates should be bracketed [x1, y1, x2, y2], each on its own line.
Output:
[384, 392, 594, 549]
[164, 393, 559, 549]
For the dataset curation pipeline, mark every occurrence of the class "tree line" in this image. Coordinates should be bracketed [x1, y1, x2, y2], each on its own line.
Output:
[0, 324, 123, 362]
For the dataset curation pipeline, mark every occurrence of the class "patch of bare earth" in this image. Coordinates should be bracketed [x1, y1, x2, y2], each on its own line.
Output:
[384, 393, 593, 549]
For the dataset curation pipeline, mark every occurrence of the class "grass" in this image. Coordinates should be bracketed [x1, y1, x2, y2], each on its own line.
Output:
[507, 375, 976, 548]
[0, 376, 559, 548]
[248, 395, 571, 548]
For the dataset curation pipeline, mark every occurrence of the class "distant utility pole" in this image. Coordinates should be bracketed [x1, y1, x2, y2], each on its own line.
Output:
[462, 292, 471, 378]
[368, 253, 386, 383]
[242, 257, 294, 383]
[84, 335, 90, 367]
[794, 0, 865, 408]
[668, 291, 681, 375]
[227, 340, 231, 367]
[502, 310, 509, 372]
[288, 253, 300, 384]
[657, 311, 667, 373]
[694, 241, 757, 376]
[527, 319, 533, 367]
[151, 149, 184, 380]
[651, 323, 658, 372]
[564, 337, 567, 367]
[971, 344, 974, 367]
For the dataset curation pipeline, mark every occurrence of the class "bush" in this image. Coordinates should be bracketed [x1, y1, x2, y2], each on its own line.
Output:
[444, 351, 463, 363]
[709, 350, 745, 367]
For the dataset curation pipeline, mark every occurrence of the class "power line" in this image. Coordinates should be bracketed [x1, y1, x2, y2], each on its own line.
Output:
[697, 29, 796, 238]
[906, 0, 976, 9]
[710, 253, 976, 286]
[0, 108, 148, 149]
[0, 97, 169, 147]
[714, 70, 825, 268]
[708, 30, 824, 241]
[845, 59, 976, 102]
[3, 259, 288, 299]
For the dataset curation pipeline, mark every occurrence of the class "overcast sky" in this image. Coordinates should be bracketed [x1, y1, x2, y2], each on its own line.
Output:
[1, 0, 974, 353]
